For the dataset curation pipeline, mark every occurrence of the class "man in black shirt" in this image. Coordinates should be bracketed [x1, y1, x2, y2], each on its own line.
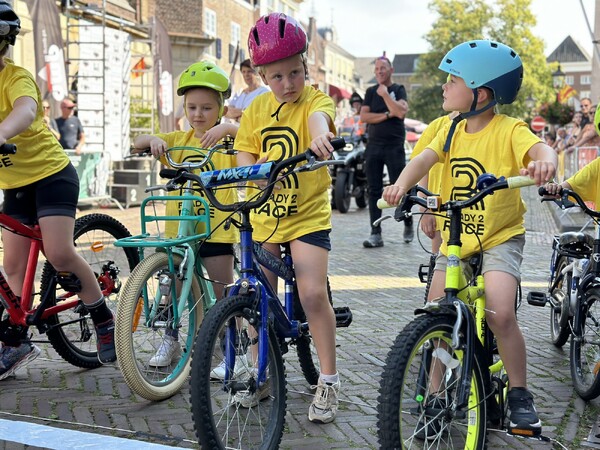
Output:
[360, 56, 413, 248]
[55, 98, 85, 154]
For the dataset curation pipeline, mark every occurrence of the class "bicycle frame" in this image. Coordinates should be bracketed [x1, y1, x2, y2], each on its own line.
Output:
[0, 213, 105, 329]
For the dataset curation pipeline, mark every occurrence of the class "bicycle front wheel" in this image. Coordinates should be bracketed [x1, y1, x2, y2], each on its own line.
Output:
[570, 288, 600, 400]
[190, 295, 286, 450]
[41, 213, 139, 368]
[549, 255, 571, 347]
[115, 252, 204, 400]
[378, 314, 487, 449]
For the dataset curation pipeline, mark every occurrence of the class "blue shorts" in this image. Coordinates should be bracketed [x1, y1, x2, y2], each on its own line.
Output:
[297, 229, 331, 251]
[3, 163, 79, 225]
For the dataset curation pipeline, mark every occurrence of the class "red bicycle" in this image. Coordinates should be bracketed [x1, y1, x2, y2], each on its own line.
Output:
[0, 144, 139, 368]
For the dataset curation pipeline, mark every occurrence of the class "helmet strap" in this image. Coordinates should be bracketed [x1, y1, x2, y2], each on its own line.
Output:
[443, 89, 497, 152]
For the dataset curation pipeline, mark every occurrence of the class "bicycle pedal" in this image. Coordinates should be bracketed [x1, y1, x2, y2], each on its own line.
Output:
[334, 306, 352, 328]
[526, 291, 547, 307]
[418, 263, 430, 283]
[507, 428, 548, 441]
[56, 271, 82, 293]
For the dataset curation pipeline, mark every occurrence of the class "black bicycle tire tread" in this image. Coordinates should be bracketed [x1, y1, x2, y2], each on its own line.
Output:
[334, 171, 351, 213]
[549, 255, 571, 347]
[377, 314, 487, 449]
[190, 295, 287, 450]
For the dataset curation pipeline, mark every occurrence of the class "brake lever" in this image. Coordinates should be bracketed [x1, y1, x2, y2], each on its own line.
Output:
[373, 215, 393, 227]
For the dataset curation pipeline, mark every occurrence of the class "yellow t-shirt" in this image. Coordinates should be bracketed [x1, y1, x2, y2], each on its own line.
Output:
[566, 157, 600, 206]
[0, 59, 69, 189]
[411, 115, 452, 195]
[428, 114, 541, 258]
[234, 85, 336, 243]
[155, 130, 239, 243]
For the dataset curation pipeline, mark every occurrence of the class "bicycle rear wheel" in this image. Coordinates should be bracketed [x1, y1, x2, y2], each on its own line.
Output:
[115, 252, 204, 400]
[190, 294, 286, 450]
[378, 314, 487, 449]
[41, 213, 139, 368]
[570, 288, 600, 400]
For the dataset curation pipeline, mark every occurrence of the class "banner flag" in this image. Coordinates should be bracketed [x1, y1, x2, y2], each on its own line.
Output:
[24, 0, 68, 107]
[152, 17, 175, 133]
[558, 84, 577, 103]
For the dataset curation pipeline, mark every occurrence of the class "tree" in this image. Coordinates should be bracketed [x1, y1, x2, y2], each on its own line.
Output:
[410, 0, 554, 123]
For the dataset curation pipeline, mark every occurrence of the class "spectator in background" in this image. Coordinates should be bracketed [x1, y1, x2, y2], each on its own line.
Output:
[567, 104, 600, 152]
[42, 100, 60, 141]
[225, 59, 269, 122]
[579, 97, 593, 128]
[360, 56, 413, 248]
[56, 98, 85, 155]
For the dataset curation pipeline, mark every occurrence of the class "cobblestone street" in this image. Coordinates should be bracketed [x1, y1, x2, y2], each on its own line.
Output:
[1, 186, 600, 449]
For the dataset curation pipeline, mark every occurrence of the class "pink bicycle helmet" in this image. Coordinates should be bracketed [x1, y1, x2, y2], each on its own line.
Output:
[248, 13, 307, 67]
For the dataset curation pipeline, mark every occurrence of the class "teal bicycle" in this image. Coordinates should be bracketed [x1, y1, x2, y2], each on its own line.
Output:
[114, 144, 236, 400]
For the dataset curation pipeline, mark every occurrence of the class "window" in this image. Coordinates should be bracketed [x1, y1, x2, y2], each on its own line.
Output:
[231, 22, 241, 48]
[565, 75, 574, 86]
[581, 74, 591, 85]
[204, 8, 217, 56]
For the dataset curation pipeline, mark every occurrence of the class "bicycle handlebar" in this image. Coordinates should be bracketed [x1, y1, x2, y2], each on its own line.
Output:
[538, 185, 600, 218]
[0, 143, 16, 155]
[160, 137, 346, 212]
[379, 174, 537, 223]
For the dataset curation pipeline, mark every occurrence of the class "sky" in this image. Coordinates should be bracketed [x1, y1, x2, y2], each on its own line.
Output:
[298, 0, 596, 58]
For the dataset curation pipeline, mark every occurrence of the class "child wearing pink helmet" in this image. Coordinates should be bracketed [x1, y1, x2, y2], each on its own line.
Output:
[234, 12, 340, 423]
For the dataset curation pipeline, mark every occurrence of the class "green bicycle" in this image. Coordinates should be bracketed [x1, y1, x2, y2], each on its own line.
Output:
[377, 173, 549, 449]
[114, 145, 235, 400]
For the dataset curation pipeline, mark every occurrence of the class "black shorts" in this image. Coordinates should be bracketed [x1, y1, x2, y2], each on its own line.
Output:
[3, 163, 79, 225]
[198, 242, 235, 258]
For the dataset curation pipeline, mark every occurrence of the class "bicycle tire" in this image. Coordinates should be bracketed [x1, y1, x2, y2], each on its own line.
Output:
[334, 171, 352, 213]
[570, 288, 600, 400]
[190, 294, 286, 450]
[293, 278, 333, 386]
[115, 252, 204, 400]
[378, 314, 487, 449]
[549, 255, 571, 347]
[41, 213, 139, 368]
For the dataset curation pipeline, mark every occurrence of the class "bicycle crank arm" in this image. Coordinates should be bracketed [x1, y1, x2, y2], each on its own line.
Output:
[334, 306, 352, 327]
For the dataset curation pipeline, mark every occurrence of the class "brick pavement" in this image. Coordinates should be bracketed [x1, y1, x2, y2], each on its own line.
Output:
[1, 186, 599, 449]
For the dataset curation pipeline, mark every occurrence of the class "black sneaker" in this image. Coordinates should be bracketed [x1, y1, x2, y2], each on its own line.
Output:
[415, 395, 446, 441]
[95, 317, 117, 364]
[507, 387, 542, 436]
[363, 233, 383, 248]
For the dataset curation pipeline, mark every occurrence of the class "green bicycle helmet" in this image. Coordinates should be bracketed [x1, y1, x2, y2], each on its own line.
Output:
[177, 61, 231, 119]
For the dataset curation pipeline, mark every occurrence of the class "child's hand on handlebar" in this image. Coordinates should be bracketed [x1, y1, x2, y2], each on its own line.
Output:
[382, 184, 405, 206]
[147, 138, 168, 159]
[542, 181, 563, 197]
[519, 160, 556, 186]
[420, 213, 437, 239]
[201, 124, 227, 149]
[310, 131, 335, 160]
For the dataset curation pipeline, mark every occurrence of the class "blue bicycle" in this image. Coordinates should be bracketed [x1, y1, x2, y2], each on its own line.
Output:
[161, 138, 352, 449]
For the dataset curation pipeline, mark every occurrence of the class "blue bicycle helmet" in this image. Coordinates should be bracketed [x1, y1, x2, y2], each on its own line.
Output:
[439, 40, 523, 105]
[439, 40, 523, 151]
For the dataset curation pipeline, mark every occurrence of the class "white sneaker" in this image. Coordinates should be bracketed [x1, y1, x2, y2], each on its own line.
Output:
[308, 378, 340, 423]
[148, 335, 181, 367]
[210, 355, 249, 380]
[233, 377, 271, 408]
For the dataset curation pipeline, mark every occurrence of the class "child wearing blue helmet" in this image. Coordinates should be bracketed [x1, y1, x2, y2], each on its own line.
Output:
[383, 40, 557, 438]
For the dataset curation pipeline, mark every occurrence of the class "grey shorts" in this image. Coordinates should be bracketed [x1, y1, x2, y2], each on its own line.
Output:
[434, 234, 525, 282]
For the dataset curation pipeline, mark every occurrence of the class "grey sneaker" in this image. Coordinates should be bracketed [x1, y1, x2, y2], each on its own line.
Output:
[0, 343, 41, 381]
[233, 377, 271, 408]
[148, 335, 182, 367]
[308, 379, 340, 423]
[363, 233, 383, 248]
[508, 387, 542, 436]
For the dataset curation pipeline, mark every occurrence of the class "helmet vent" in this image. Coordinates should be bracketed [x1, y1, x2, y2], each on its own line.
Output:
[278, 16, 286, 38]
[252, 28, 260, 46]
[490, 42, 498, 49]
[469, 42, 477, 48]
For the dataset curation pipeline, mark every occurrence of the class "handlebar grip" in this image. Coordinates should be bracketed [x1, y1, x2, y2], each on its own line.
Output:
[330, 137, 346, 151]
[160, 168, 178, 179]
[377, 198, 395, 209]
[538, 186, 550, 196]
[0, 143, 16, 154]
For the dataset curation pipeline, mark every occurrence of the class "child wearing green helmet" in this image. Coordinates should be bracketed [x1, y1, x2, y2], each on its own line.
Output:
[132, 61, 239, 369]
[383, 40, 557, 438]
